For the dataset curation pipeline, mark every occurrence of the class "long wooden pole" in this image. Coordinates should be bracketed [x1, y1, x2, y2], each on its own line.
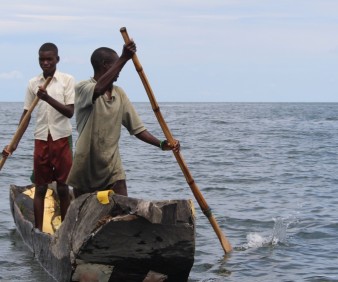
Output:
[120, 27, 232, 253]
[0, 77, 52, 171]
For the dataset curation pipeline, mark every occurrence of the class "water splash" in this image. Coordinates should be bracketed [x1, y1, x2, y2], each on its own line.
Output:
[241, 216, 296, 250]
[244, 233, 270, 249]
[270, 217, 289, 245]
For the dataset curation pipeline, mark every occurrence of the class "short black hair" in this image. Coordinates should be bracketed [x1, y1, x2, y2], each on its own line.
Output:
[91, 47, 118, 72]
[39, 43, 58, 54]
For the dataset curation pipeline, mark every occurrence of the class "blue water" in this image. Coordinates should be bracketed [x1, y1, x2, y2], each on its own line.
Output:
[1, 102, 338, 281]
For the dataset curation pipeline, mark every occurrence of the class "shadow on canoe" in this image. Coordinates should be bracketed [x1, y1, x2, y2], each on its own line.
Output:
[9, 184, 196, 282]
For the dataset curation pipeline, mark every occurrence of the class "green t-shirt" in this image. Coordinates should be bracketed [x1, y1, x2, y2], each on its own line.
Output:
[67, 78, 146, 192]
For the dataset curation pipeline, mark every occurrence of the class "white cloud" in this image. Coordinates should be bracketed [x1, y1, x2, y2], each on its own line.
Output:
[0, 71, 23, 80]
[17, 14, 82, 21]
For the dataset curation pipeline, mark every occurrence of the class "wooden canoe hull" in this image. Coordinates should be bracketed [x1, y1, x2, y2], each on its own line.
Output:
[10, 185, 196, 281]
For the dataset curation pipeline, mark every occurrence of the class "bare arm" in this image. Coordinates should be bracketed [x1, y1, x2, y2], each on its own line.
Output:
[37, 86, 74, 118]
[93, 41, 136, 102]
[135, 130, 161, 147]
[135, 130, 180, 152]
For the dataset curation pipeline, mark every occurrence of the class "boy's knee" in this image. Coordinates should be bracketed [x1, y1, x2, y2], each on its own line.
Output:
[35, 185, 48, 196]
[57, 183, 69, 197]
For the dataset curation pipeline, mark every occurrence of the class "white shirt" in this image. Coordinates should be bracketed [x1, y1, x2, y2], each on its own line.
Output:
[24, 70, 75, 141]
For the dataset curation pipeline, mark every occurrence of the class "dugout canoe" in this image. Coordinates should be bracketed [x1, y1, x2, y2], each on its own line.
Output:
[9, 184, 196, 281]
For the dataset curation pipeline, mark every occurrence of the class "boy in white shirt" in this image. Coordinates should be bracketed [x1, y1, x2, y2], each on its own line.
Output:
[3, 43, 75, 231]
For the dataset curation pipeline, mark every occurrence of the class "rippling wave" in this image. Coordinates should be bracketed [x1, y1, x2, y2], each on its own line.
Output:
[1, 102, 338, 281]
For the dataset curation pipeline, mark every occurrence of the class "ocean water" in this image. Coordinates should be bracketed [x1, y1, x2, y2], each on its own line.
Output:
[1, 102, 338, 282]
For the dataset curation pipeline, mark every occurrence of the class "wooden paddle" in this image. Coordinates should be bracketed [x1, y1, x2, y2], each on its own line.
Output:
[0, 76, 52, 171]
[120, 27, 232, 253]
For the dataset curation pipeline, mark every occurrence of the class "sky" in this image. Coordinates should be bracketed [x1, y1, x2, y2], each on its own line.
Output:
[1, 0, 338, 102]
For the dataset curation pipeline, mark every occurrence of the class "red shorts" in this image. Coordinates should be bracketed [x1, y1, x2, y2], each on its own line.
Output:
[33, 135, 72, 186]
